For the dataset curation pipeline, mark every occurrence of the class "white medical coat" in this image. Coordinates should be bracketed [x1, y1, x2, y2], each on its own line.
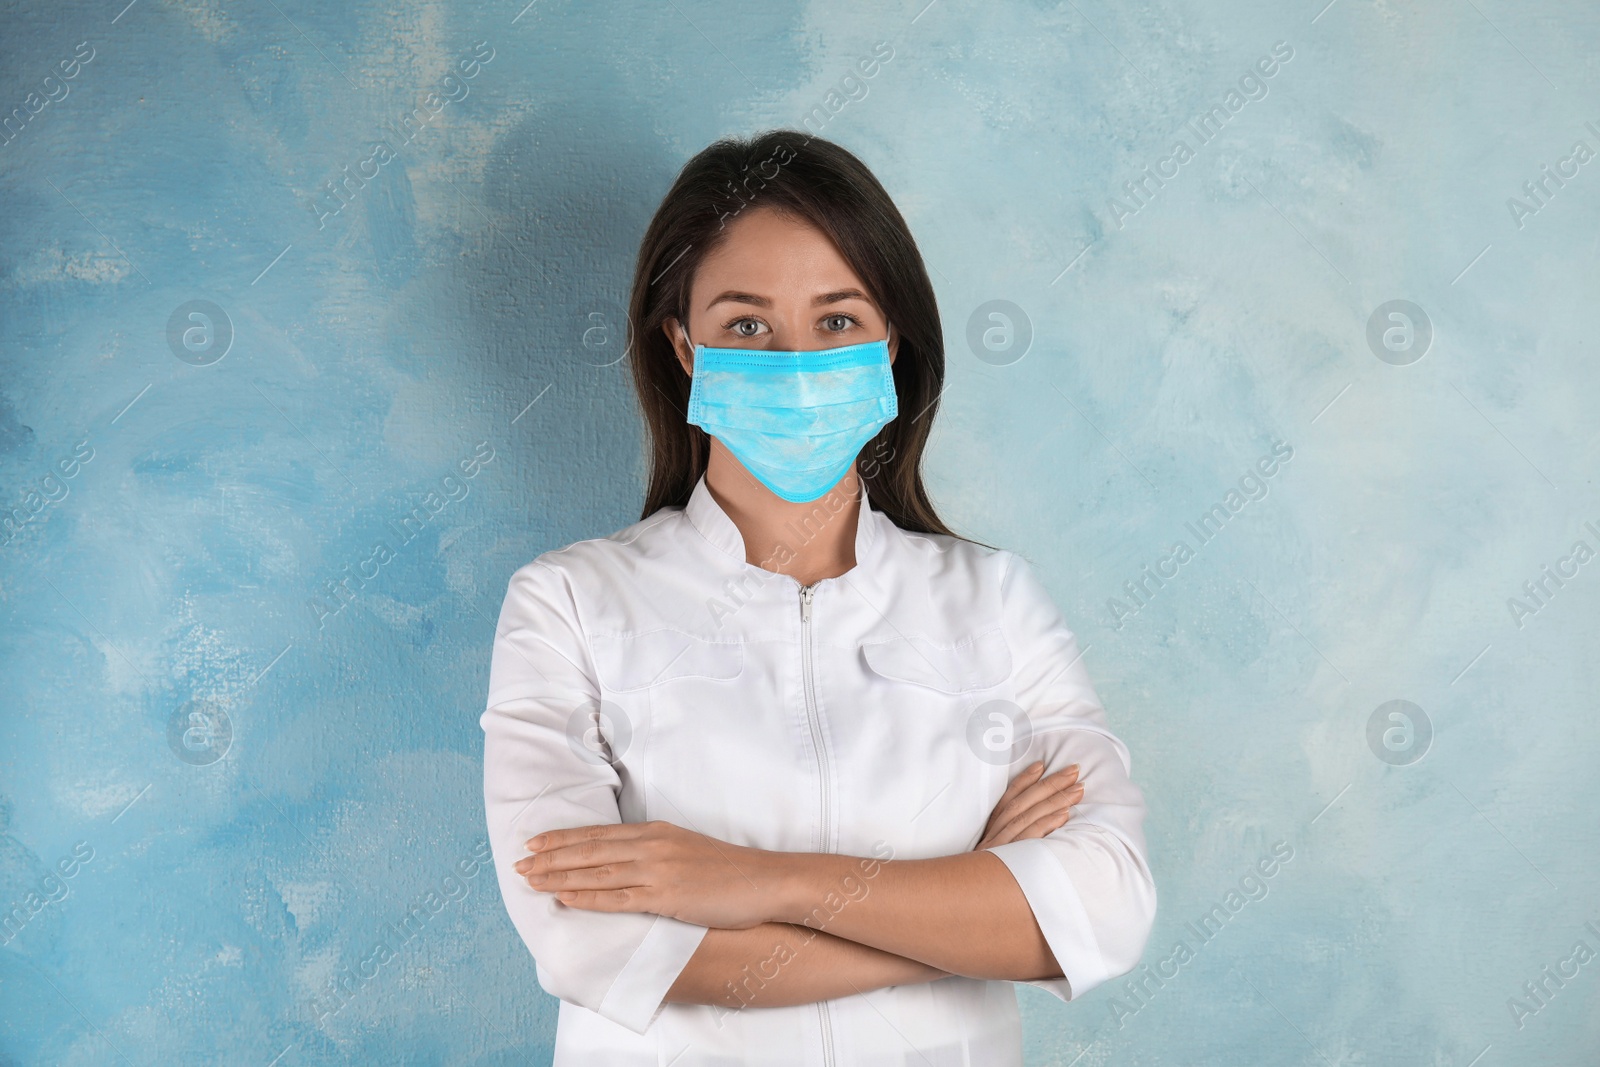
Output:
[481, 473, 1156, 1065]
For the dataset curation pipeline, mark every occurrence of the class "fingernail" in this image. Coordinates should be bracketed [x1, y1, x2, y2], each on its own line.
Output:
[526, 835, 545, 850]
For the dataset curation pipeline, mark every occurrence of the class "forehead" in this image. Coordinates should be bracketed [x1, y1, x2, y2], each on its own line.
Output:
[691, 207, 871, 298]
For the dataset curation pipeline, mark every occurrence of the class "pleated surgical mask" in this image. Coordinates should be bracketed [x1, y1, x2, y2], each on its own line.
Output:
[682, 323, 899, 503]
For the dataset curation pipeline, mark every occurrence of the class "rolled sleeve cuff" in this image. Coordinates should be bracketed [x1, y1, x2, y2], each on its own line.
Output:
[596, 913, 711, 1035]
[986, 839, 1108, 1003]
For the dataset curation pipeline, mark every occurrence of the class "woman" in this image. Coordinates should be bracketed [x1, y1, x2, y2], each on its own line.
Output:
[481, 131, 1156, 1065]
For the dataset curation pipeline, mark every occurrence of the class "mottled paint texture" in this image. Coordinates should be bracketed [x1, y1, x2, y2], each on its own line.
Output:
[2, 0, 1599, 1063]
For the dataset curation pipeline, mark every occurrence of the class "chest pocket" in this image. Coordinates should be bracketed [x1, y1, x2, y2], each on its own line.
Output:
[589, 628, 744, 692]
[860, 626, 1013, 692]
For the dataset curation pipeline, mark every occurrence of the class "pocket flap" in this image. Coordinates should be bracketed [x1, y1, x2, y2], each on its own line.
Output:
[861, 627, 1012, 693]
[590, 629, 744, 692]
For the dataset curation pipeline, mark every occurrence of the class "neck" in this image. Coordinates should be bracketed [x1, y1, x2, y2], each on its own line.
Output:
[703, 443, 862, 585]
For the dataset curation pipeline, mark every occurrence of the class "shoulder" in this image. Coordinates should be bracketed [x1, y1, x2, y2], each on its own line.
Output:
[880, 522, 1021, 604]
[884, 522, 1010, 573]
[503, 506, 687, 597]
[891, 524, 1067, 616]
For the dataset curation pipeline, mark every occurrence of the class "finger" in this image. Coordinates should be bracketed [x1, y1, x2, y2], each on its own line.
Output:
[981, 764, 1043, 839]
[1043, 764, 1081, 790]
[976, 802, 1067, 851]
[990, 784, 1083, 844]
[550, 887, 652, 913]
[525, 822, 648, 853]
[993, 792, 1079, 845]
[525, 860, 644, 892]
[516, 837, 640, 876]
[1014, 805, 1074, 840]
[1007, 763, 1080, 809]
[994, 761, 1046, 809]
[989, 767, 1081, 826]
[982, 762, 1055, 831]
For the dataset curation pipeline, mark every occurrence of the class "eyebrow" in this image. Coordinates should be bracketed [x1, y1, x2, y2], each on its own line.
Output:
[704, 288, 872, 310]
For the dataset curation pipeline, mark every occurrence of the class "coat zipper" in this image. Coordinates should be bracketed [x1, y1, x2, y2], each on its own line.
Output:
[799, 582, 835, 1067]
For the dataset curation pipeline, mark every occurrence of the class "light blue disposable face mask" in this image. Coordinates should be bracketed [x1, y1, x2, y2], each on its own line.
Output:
[682, 323, 899, 504]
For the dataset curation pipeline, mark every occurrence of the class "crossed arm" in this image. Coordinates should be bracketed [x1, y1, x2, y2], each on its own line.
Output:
[511, 759, 1084, 1008]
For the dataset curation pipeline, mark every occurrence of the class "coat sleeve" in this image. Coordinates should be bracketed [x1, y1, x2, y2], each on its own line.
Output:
[982, 550, 1158, 1003]
[479, 559, 710, 1035]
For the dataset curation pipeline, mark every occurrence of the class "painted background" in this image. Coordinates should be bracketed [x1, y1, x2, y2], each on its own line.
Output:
[2, 0, 1598, 1063]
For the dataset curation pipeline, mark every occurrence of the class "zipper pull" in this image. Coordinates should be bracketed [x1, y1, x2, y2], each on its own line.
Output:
[800, 584, 813, 623]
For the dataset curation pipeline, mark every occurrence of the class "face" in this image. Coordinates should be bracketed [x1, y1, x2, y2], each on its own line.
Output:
[664, 206, 898, 374]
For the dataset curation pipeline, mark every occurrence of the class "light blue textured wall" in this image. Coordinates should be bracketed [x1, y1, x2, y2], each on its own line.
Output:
[3, 0, 1598, 1063]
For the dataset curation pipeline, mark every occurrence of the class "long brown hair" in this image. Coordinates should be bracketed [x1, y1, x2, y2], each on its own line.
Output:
[627, 129, 978, 543]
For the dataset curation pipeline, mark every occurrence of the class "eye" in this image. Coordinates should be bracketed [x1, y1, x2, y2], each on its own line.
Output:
[822, 313, 861, 333]
[723, 317, 768, 339]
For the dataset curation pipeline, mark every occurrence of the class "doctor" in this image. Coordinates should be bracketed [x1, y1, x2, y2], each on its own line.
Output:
[481, 130, 1157, 1065]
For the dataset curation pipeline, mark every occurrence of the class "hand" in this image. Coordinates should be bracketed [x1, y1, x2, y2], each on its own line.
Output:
[514, 821, 784, 930]
[975, 760, 1083, 851]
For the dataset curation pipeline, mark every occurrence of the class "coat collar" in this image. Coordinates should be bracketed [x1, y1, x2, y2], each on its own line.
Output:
[683, 471, 884, 574]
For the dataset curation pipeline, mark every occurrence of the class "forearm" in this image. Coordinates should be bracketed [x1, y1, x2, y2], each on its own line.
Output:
[772, 849, 1062, 981]
[518, 822, 1067, 989]
[664, 921, 948, 1009]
